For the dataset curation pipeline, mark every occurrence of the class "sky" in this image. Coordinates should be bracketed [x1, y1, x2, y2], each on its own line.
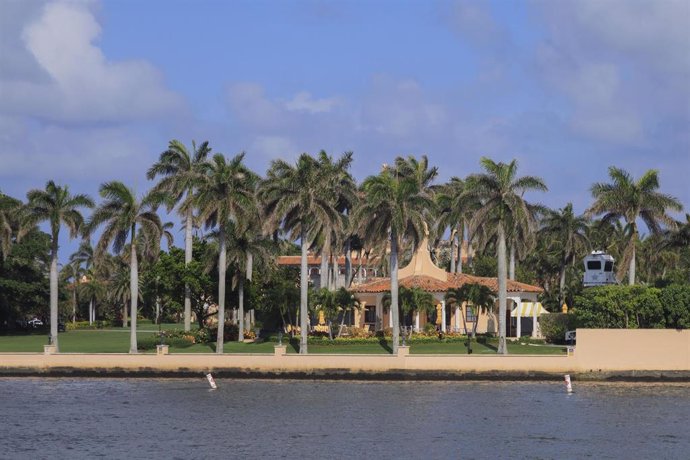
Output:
[1, 0, 689, 259]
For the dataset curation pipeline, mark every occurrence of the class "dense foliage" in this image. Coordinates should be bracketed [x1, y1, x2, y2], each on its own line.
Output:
[1, 148, 688, 347]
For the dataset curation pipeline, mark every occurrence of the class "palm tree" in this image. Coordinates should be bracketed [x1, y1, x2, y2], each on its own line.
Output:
[354, 160, 435, 353]
[260, 153, 342, 354]
[463, 158, 547, 354]
[445, 283, 495, 353]
[61, 259, 83, 324]
[147, 140, 211, 331]
[540, 203, 589, 304]
[435, 177, 476, 273]
[0, 192, 21, 260]
[314, 151, 356, 291]
[23, 181, 93, 350]
[86, 181, 162, 353]
[588, 167, 682, 285]
[196, 153, 258, 353]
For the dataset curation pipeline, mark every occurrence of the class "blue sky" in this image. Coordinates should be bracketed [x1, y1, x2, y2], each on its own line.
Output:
[1, 0, 688, 257]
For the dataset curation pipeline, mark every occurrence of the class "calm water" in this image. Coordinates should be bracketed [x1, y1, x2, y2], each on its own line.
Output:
[1, 378, 688, 459]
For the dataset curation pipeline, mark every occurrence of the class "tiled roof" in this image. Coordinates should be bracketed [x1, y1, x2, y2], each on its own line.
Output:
[351, 273, 543, 294]
[277, 254, 380, 266]
[446, 273, 543, 293]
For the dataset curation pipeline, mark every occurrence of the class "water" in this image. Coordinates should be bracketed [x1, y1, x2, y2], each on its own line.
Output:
[1, 378, 688, 459]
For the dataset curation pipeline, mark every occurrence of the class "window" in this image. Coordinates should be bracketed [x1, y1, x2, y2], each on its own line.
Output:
[466, 306, 477, 322]
[604, 261, 613, 272]
[364, 306, 376, 324]
[587, 261, 601, 270]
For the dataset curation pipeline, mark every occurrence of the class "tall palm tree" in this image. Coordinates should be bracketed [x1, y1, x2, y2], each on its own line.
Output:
[463, 158, 547, 354]
[23, 181, 93, 350]
[313, 151, 356, 290]
[0, 192, 21, 260]
[196, 153, 258, 354]
[260, 153, 342, 354]
[86, 181, 162, 353]
[147, 140, 211, 331]
[540, 203, 589, 304]
[354, 161, 435, 353]
[588, 167, 682, 285]
[435, 177, 475, 273]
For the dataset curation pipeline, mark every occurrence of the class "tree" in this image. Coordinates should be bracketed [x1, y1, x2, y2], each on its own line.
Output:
[354, 159, 435, 353]
[313, 151, 356, 290]
[540, 203, 589, 305]
[196, 153, 258, 354]
[147, 140, 211, 331]
[0, 192, 22, 260]
[24, 181, 93, 350]
[86, 181, 162, 353]
[382, 286, 435, 328]
[260, 153, 342, 354]
[588, 167, 683, 285]
[446, 283, 495, 353]
[463, 158, 547, 354]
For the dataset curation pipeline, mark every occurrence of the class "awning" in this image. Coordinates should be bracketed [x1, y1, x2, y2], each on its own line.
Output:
[511, 302, 548, 317]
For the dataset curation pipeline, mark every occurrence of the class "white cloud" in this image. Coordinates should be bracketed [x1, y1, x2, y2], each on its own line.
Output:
[0, 1, 183, 124]
[532, 0, 689, 146]
[284, 91, 340, 114]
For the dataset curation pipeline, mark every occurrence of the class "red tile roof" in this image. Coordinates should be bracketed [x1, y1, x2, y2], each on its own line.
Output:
[351, 273, 543, 294]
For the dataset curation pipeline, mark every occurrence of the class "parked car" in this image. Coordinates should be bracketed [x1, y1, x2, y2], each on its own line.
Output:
[27, 318, 43, 327]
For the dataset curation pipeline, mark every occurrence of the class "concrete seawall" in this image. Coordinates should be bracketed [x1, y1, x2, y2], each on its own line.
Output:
[1, 329, 688, 381]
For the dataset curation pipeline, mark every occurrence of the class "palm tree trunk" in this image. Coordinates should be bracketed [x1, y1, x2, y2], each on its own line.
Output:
[457, 222, 463, 274]
[559, 265, 566, 306]
[629, 239, 636, 285]
[184, 208, 193, 332]
[345, 237, 352, 287]
[333, 252, 340, 290]
[509, 243, 515, 281]
[320, 234, 329, 289]
[450, 228, 456, 273]
[129, 229, 138, 354]
[497, 223, 508, 355]
[299, 225, 309, 354]
[216, 225, 226, 354]
[72, 277, 77, 325]
[390, 230, 400, 354]
[238, 275, 245, 341]
[89, 298, 94, 325]
[50, 237, 59, 350]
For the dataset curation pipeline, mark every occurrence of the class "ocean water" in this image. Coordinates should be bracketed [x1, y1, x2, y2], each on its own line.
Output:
[1, 378, 688, 459]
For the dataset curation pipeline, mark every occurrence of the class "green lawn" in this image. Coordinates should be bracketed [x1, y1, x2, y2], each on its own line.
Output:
[0, 328, 566, 355]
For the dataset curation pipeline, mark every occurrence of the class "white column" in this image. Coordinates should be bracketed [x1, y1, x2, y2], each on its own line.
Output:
[532, 303, 538, 338]
[389, 309, 393, 328]
[441, 300, 447, 333]
[516, 309, 521, 338]
[454, 306, 460, 332]
[415, 311, 420, 332]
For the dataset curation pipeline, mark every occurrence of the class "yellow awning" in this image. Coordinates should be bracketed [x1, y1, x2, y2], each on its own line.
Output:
[511, 302, 548, 317]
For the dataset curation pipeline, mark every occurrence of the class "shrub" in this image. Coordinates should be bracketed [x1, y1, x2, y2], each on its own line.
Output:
[659, 284, 690, 329]
[573, 285, 664, 329]
[539, 313, 577, 344]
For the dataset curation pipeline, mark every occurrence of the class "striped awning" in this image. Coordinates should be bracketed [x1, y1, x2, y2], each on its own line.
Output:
[511, 302, 548, 317]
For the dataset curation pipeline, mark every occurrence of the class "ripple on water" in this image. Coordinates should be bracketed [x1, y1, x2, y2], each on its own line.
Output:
[0, 378, 688, 459]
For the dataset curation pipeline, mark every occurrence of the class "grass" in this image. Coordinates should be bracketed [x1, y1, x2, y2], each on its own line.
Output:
[0, 327, 566, 355]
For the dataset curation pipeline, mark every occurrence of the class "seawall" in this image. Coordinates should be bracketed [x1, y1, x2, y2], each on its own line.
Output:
[1, 329, 688, 381]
